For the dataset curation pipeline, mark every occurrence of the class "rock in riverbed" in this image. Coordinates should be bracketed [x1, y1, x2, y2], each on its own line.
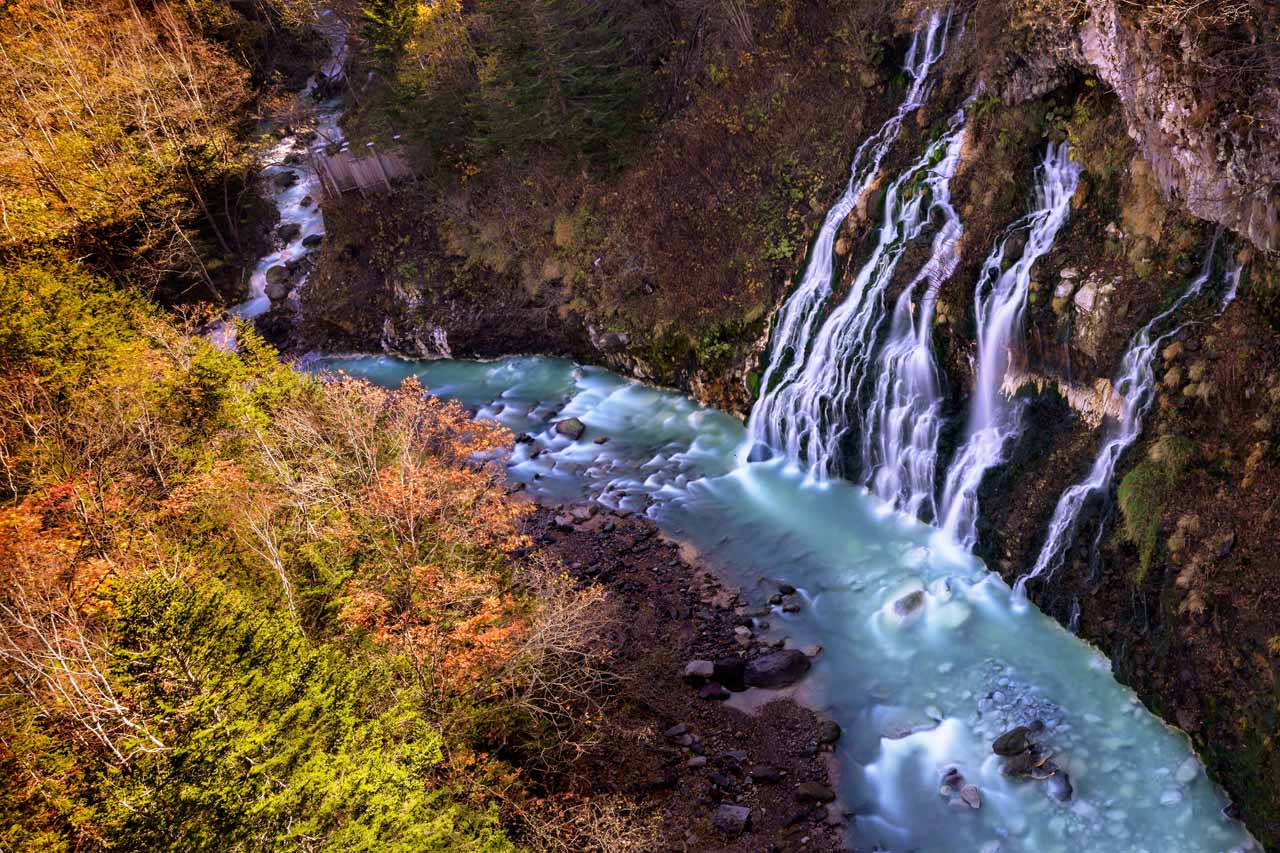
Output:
[554, 417, 586, 440]
[744, 649, 811, 688]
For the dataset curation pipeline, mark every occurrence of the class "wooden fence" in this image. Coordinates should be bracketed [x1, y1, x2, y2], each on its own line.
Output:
[312, 143, 412, 197]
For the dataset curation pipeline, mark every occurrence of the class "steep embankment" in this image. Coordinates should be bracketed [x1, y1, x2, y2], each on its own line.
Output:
[298, 0, 1280, 844]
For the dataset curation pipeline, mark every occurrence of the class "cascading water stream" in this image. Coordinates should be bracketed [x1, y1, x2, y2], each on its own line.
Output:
[745, 11, 950, 460]
[938, 142, 1081, 546]
[1013, 242, 1235, 601]
[209, 10, 346, 348]
[859, 124, 966, 519]
[750, 111, 967, 478]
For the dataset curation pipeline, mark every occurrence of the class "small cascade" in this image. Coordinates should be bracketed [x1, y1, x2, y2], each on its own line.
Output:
[209, 11, 346, 348]
[859, 126, 966, 519]
[1014, 243, 1233, 600]
[938, 142, 1081, 546]
[751, 111, 967, 479]
[745, 11, 950, 459]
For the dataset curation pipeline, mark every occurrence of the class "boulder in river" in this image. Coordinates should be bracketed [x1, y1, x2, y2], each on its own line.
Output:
[554, 417, 586, 440]
[265, 264, 291, 286]
[992, 720, 1045, 757]
[265, 279, 291, 302]
[273, 170, 299, 189]
[743, 649, 810, 689]
[893, 589, 925, 618]
[302, 233, 324, 249]
[277, 223, 302, 243]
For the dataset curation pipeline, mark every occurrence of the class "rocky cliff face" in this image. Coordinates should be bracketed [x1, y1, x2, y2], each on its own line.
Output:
[993, 0, 1280, 252]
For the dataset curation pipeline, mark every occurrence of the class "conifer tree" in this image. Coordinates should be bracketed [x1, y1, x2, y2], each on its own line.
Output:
[473, 0, 651, 167]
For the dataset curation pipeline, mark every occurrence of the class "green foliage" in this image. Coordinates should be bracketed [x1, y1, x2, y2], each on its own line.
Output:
[472, 0, 653, 167]
[106, 576, 512, 852]
[0, 258, 148, 392]
[1118, 435, 1196, 583]
[361, 0, 418, 66]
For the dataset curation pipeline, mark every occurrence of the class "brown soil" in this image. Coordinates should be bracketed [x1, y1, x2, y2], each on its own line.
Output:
[523, 502, 847, 852]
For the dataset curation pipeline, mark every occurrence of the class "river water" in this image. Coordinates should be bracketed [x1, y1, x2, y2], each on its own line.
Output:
[310, 354, 1257, 853]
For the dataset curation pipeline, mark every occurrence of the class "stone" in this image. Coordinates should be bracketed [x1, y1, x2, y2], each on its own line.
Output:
[265, 280, 290, 301]
[273, 170, 299, 188]
[664, 723, 688, 739]
[960, 784, 982, 809]
[687, 755, 708, 768]
[1059, 267, 1079, 280]
[683, 660, 715, 683]
[712, 657, 747, 690]
[266, 264, 291, 286]
[817, 720, 842, 745]
[778, 583, 797, 595]
[750, 766, 782, 784]
[593, 435, 609, 444]
[302, 233, 324, 248]
[795, 782, 836, 804]
[277, 223, 302, 243]
[743, 649, 811, 689]
[1054, 280, 1076, 299]
[299, 195, 314, 208]
[992, 721, 1043, 756]
[554, 417, 586, 440]
[893, 590, 925, 618]
[699, 682, 731, 701]
[713, 803, 751, 836]
[1175, 756, 1201, 784]
[570, 505, 596, 522]
[801, 644, 823, 658]
[1073, 280, 1098, 313]
[835, 237, 850, 256]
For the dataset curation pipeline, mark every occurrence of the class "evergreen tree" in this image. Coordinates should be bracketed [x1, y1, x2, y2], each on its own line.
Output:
[474, 0, 651, 167]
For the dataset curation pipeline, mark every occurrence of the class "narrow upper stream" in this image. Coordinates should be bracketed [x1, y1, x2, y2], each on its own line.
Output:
[311, 354, 1257, 853]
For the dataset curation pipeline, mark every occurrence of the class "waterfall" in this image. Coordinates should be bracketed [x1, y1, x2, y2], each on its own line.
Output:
[1014, 242, 1232, 600]
[750, 111, 967, 479]
[858, 125, 966, 519]
[745, 11, 950, 461]
[937, 142, 1081, 546]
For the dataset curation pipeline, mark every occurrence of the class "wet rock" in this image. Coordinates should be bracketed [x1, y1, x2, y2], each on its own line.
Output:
[893, 590, 925, 618]
[273, 170, 299, 189]
[778, 583, 797, 595]
[801, 643, 823, 658]
[687, 755, 708, 768]
[817, 720, 842, 745]
[699, 682, 731, 701]
[713, 803, 751, 836]
[266, 264, 291, 286]
[569, 505, 596, 522]
[554, 418, 586, 440]
[664, 723, 689, 739]
[552, 514, 575, 531]
[299, 195, 314, 208]
[302, 233, 324, 249]
[795, 782, 836, 804]
[1047, 771, 1073, 802]
[751, 766, 782, 784]
[992, 721, 1044, 756]
[277, 223, 302, 243]
[743, 649, 811, 689]
[592, 435, 609, 444]
[960, 785, 982, 809]
[712, 657, 747, 690]
[781, 596, 803, 613]
[265, 279, 292, 301]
